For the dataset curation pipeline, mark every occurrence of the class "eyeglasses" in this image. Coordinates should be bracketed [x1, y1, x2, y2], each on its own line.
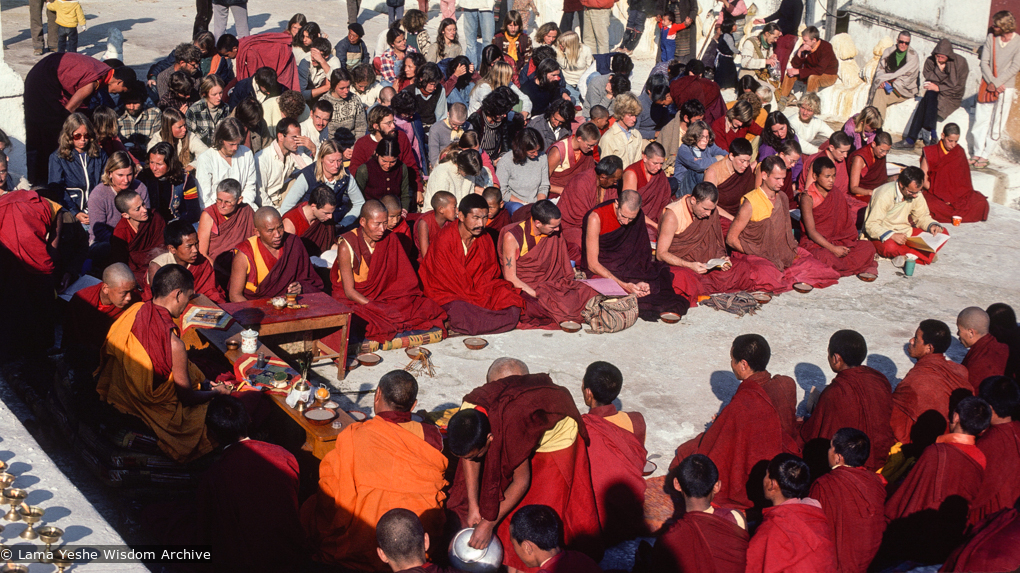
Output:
[72, 133, 93, 141]
[897, 40, 910, 45]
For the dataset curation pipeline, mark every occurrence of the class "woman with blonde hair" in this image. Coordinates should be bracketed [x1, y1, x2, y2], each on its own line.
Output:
[279, 138, 365, 227]
[427, 18, 462, 62]
[86, 151, 150, 244]
[187, 75, 229, 149]
[598, 92, 644, 167]
[555, 31, 592, 101]
[468, 60, 532, 116]
[48, 113, 107, 226]
[148, 108, 205, 168]
[842, 106, 883, 152]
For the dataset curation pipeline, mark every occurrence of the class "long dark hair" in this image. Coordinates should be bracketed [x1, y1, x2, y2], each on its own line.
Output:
[511, 127, 544, 165]
[761, 111, 796, 150]
[449, 56, 473, 90]
[148, 141, 186, 185]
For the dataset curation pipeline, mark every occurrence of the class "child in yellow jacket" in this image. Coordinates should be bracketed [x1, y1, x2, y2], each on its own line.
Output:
[46, 0, 86, 53]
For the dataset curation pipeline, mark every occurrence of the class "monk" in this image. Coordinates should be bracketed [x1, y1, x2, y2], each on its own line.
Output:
[413, 191, 456, 262]
[657, 182, 782, 304]
[671, 334, 800, 510]
[332, 201, 446, 343]
[808, 428, 887, 573]
[579, 189, 689, 321]
[96, 265, 230, 462]
[727, 155, 840, 292]
[969, 376, 1020, 524]
[800, 330, 895, 471]
[941, 502, 1020, 573]
[580, 361, 646, 543]
[753, 140, 802, 202]
[798, 157, 879, 278]
[110, 190, 167, 287]
[800, 131, 852, 199]
[196, 178, 256, 276]
[228, 206, 323, 302]
[509, 505, 604, 573]
[669, 61, 725, 125]
[644, 454, 748, 573]
[921, 123, 990, 223]
[148, 220, 224, 303]
[446, 358, 602, 571]
[64, 263, 137, 370]
[987, 302, 1020, 380]
[621, 142, 672, 240]
[302, 371, 448, 571]
[483, 186, 510, 235]
[282, 184, 338, 257]
[375, 509, 455, 573]
[891, 319, 972, 444]
[705, 138, 755, 235]
[498, 200, 597, 328]
[420, 194, 523, 335]
[381, 194, 417, 261]
[556, 156, 622, 261]
[957, 306, 1009, 391]
[847, 132, 892, 206]
[746, 454, 838, 572]
[884, 396, 991, 564]
[862, 167, 946, 266]
[547, 122, 600, 197]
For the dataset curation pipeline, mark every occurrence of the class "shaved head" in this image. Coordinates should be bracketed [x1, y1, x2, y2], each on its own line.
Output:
[360, 199, 387, 220]
[380, 194, 401, 215]
[431, 190, 456, 212]
[103, 262, 136, 287]
[618, 188, 642, 210]
[486, 357, 529, 382]
[376, 508, 427, 566]
[958, 307, 991, 335]
[254, 206, 282, 230]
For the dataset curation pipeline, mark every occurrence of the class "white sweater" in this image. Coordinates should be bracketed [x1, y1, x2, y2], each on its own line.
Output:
[194, 146, 258, 208]
[783, 109, 833, 155]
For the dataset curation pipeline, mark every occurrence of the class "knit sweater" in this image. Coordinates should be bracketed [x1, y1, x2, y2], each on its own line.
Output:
[495, 152, 550, 203]
[321, 91, 368, 139]
[791, 40, 838, 78]
[981, 32, 1020, 90]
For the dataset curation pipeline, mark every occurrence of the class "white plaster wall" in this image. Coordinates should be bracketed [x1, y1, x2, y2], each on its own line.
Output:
[0, 7, 28, 186]
[854, 0, 991, 44]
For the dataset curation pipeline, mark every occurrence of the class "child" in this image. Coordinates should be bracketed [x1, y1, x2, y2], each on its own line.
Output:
[414, 190, 457, 261]
[590, 105, 611, 162]
[509, 505, 603, 573]
[482, 186, 509, 244]
[658, 12, 689, 62]
[47, 0, 86, 53]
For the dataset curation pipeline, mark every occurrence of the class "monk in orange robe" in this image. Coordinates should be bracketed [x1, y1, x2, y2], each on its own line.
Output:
[228, 207, 323, 302]
[196, 178, 256, 280]
[800, 330, 895, 471]
[447, 358, 603, 572]
[96, 264, 231, 462]
[147, 220, 224, 303]
[957, 307, 1009, 392]
[413, 191, 456, 262]
[302, 371, 448, 571]
[809, 428, 887, 573]
[621, 143, 672, 241]
[970, 376, 1020, 525]
[579, 361, 647, 543]
[110, 190, 167, 287]
[64, 263, 137, 370]
[282, 185, 338, 257]
[672, 334, 800, 510]
[891, 319, 972, 444]
[921, 124, 989, 224]
[705, 138, 756, 237]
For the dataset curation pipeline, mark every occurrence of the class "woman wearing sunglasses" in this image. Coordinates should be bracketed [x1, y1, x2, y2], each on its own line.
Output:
[48, 113, 107, 228]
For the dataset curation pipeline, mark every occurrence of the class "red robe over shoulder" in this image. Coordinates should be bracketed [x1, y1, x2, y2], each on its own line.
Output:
[64, 282, 130, 363]
[625, 162, 672, 241]
[234, 233, 323, 299]
[205, 203, 256, 266]
[111, 213, 167, 286]
[809, 466, 887, 573]
[961, 334, 1009, 392]
[548, 137, 595, 189]
[890, 354, 971, 444]
[420, 222, 523, 311]
[746, 498, 838, 573]
[800, 366, 895, 471]
[187, 255, 225, 303]
[669, 76, 725, 125]
[647, 510, 749, 573]
[941, 508, 1020, 573]
[0, 190, 59, 274]
[849, 145, 888, 203]
[800, 142, 849, 197]
[582, 405, 647, 543]
[970, 421, 1020, 525]
[283, 202, 336, 257]
[923, 142, 989, 224]
[537, 550, 603, 573]
[798, 184, 878, 276]
[556, 169, 617, 261]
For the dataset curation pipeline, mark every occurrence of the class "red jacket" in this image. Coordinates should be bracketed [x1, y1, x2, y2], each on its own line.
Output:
[581, 0, 614, 9]
[792, 40, 838, 78]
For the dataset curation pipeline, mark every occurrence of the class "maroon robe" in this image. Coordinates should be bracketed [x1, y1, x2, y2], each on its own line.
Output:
[715, 168, 755, 219]
[412, 214, 443, 264]
[64, 283, 130, 366]
[234, 232, 323, 299]
[205, 203, 256, 285]
[941, 508, 1020, 573]
[111, 213, 168, 286]
[923, 142, 990, 223]
[282, 202, 336, 257]
[483, 207, 512, 251]
[669, 76, 725, 125]
[961, 334, 1009, 392]
[970, 421, 1020, 525]
[557, 169, 618, 261]
[798, 184, 878, 277]
[582, 405, 647, 543]
[746, 499, 838, 573]
[647, 510, 749, 573]
[625, 162, 671, 241]
[849, 145, 887, 205]
[187, 255, 225, 303]
[800, 142, 849, 198]
[809, 466, 887, 573]
[498, 218, 597, 328]
[799, 366, 895, 471]
[548, 137, 595, 190]
[391, 216, 418, 263]
[537, 550, 603, 573]
[0, 190, 59, 274]
[890, 354, 971, 444]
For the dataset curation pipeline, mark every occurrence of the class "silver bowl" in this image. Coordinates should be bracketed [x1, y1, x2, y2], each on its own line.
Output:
[448, 528, 503, 572]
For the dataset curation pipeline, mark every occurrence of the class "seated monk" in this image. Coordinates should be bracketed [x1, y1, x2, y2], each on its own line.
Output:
[197, 178, 257, 277]
[657, 182, 781, 305]
[753, 140, 803, 203]
[557, 156, 623, 261]
[987, 302, 1020, 380]
[808, 428, 887, 573]
[943, 501, 1020, 573]
[705, 138, 756, 235]
[883, 397, 991, 565]
[622, 142, 672, 241]
[800, 330, 895, 471]
[510, 505, 604, 573]
[800, 131, 852, 197]
[446, 358, 602, 571]
[332, 200, 446, 343]
[381, 194, 417, 262]
[302, 371, 448, 571]
[281, 184, 338, 257]
[147, 220, 224, 303]
[672, 335, 800, 510]
[862, 167, 947, 266]
[970, 376, 1020, 525]
[798, 157, 879, 278]
[110, 190, 167, 286]
[229, 206, 323, 302]
[890, 319, 972, 444]
[957, 306, 1009, 391]
[747, 454, 838, 572]
[414, 191, 456, 262]
[643, 454, 748, 573]
[921, 123, 989, 224]
[547, 122, 601, 197]
[498, 200, 597, 328]
[64, 263, 137, 370]
[482, 186, 510, 247]
[579, 189, 689, 321]
[727, 156, 840, 292]
[420, 195, 523, 336]
[376, 509, 456, 573]
[96, 265, 232, 462]
[580, 361, 647, 543]
[848, 132, 893, 206]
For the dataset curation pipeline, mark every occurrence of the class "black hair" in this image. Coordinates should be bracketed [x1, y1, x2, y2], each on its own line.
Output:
[390, 90, 418, 118]
[548, 98, 575, 124]
[760, 154, 787, 176]
[121, 80, 148, 104]
[954, 396, 992, 436]
[732, 334, 770, 372]
[535, 58, 561, 89]
[329, 67, 353, 91]
[828, 330, 867, 367]
[458, 190, 488, 215]
[680, 98, 705, 122]
[455, 149, 483, 177]
[376, 508, 426, 562]
[737, 75, 761, 94]
[217, 33, 239, 53]
[512, 128, 545, 166]
[375, 138, 401, 158]
[918, 319, 952, 354]
[379, 370, 418, 411]
[450, 55, 474, 90]
[812, 155, 836, 177]
[691, 181, 719, 203]
[531, 199, 561, 225]
[768, 453, 811, 499]
[987, 303, 1018, 343]
[309, 184, 338, 208]
[151, 264, 194, 299]
[164, 219, 197, 248]
[645, 73, 670, 103]
[253, 67, 280, 97]
[447, 408, 491, 456]
[386, 23, 405, 46]
[978, 376, 1020, 419]
[761, 111, 796, 150]
[609, 74, 632, 97]
[276, 117, 301, 137]
[205, 395, 250, 445]
[480, 86, 518, 118]
[828, 131, 852, 149]
[675, 453, 719, 498]
[595, 155, 624, 176]
[874, 131, 893, 146]
[415, 62, 444, 91]
[509, 505, 562, 551]
[728, 137, 752, 157]
[686, 59, 705, 77]
[610, 52, 634, 76]
[899, 166, 925, 189]
[831, 427, 870, 467]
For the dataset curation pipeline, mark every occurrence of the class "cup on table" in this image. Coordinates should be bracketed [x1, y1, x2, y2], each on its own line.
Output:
[240, 329, 259, 354]
[904, 254, 917, 277]
[286, 293, 297, 305]
[952, 216, 962, 226]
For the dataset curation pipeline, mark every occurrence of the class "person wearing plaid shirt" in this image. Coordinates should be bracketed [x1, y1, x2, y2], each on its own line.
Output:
[186, 75, 229, 148]
[118, 83, 161, 159]
[379, 25, 418, 84]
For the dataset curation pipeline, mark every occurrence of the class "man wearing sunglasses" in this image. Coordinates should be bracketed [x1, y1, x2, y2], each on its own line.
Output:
[867, 31, 920, 120]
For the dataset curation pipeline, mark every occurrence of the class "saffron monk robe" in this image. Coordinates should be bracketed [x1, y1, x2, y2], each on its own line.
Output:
[420, 195, 523, 336]
[228, 206, 323, 303]
[331, 201, 446, 343]
[302, 371, 448, 571]
[657, 182, 783, 306]
[63, 263, 137, 372]
[579, 362, 647, 544]
[546, 123, 600, 197]
[147, 220, 225, 303]
[446, 358, 603, 572]
[799, 330, 895, 471]
[413, 191, 456, 263]
[510, 505, 604, 573]
[579, 190, 689, 321]
[672, 335, 800, 510]
[957, 306, 1009, 392]
[847, 132, 893, 207]
[862, 167, 947, 265]
[555, 156, 622, 261]
[109, 190, 168, 287]
[196, 178, 256, 281]
[968, 376, 1020, 525]
[641, 454, 748, 573]
[921, 123, 989, 224]
[882, 397, 991, 565]
[706, 138, 756, 237]
[375, 509, 457, 573]
[282, 184, 338, 257]
[798, 157, 878, 277]
[498, 200, 598, 329]
[941, 503, 1020, 573]
[381, 195, 418, 264]
[809, 429, 887, 573]
[621, 143, 673, 242]
[727, 156, 840, 293]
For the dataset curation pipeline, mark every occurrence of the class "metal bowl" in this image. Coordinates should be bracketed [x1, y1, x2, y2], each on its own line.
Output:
[449, 528, 503, 572]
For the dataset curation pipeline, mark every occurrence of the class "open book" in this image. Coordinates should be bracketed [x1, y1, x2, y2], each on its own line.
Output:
[706, 258, 728, 270]
[905, 232, 950, 253]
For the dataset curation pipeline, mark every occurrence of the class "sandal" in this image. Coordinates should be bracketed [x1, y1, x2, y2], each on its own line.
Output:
[973, 158, 990, 169]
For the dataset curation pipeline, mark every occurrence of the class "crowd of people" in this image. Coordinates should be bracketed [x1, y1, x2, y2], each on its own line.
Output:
[3, 0, 1020, 571]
